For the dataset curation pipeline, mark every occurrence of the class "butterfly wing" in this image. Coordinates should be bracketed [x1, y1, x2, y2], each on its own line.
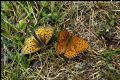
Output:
[64, 36, 89, 59]
[22, 36, 41, 54]
[35, 27, 54, 44]
[56, 29, 71, 54]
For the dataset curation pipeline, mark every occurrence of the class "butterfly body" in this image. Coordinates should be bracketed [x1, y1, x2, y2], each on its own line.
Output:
[56, 29, 89, 59]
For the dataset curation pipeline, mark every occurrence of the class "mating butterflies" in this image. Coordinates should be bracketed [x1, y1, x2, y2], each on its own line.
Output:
[21, 27, 54, 54]
[56, 29, 89, 59]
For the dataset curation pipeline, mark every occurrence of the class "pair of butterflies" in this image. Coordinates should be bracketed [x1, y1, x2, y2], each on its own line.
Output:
[22, 27, 89, 59]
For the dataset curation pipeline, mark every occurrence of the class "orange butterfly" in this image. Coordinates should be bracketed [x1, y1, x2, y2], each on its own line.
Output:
[21, 27, 54, 54]
[56, 29, 89, 59]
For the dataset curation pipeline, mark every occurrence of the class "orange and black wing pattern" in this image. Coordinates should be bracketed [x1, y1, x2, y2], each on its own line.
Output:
[56, 29, 71, 54]
[56, 29, 89, 59]
[64, 36, 89, 59]
[22, 27, 54, 54]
